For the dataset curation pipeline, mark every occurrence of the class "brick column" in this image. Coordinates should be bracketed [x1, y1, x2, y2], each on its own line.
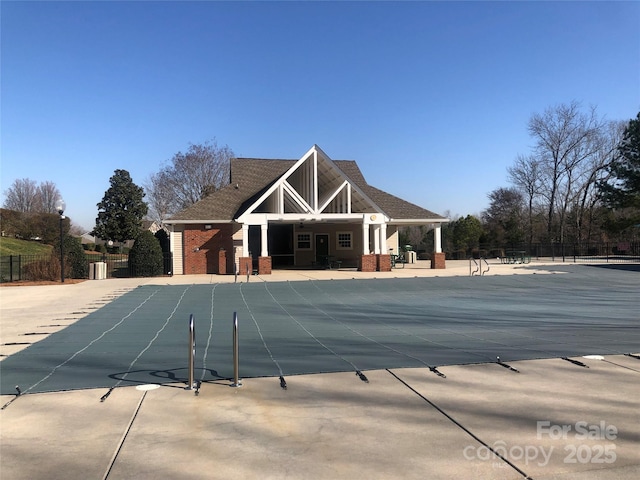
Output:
[238, 257, 252, 276]
[218, 249, 227, 275]
[377, 254, 391, 272]
[258, 256, 272, 275]
[359, 254, 377, 272]
[431, 252, 446, 269]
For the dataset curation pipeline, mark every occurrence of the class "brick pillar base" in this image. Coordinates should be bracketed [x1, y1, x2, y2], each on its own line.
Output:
[218, 249, 227, 275]
[359, 254, 377, 272]
[238, 257, 252, 276]
[431, 252, 446, 269]
[258, 256, 272, 275]
[377, 254, 391, 272]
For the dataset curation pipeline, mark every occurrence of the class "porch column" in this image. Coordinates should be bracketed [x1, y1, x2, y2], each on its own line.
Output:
[380, 223, 387, 253]
[431, 223, 446, 269]
[362, 223, 370, 255]
[242, 224, 249, 257]
[434, 225, 442, 253]
[373, 225, 381, 254]
[260, 224, 268, 257]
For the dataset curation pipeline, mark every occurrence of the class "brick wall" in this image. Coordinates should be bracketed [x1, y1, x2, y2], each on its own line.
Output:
[183, 224, 234, 274]
[218, 249, 227, 275]
[258, 257, 272, 275]
[377, 254, 391, 272]
[360, 254, 377, 272]
[236, 256, 272, 276]
[238, 257, 252, 276]
[431, 252, 446, 269]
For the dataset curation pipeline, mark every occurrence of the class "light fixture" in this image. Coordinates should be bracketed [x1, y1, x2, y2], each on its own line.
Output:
[55, 198, 66, 217]
[55, 198, 65, 283]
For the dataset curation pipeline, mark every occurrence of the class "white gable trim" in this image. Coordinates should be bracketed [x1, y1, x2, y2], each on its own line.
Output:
[236, 146, 316, 222]
[236, 145, 385, 222]
[282, 180, 313, 213]
[318, 179, 350, 213]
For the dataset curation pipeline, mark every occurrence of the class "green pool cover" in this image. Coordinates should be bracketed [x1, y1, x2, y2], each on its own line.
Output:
[1, 264, 638, 395]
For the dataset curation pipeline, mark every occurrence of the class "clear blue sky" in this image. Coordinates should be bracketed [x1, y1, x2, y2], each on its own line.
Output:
[2, 1, 639, 231]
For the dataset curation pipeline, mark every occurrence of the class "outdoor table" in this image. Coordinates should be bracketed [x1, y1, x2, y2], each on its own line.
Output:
[503, 250, 530, 264]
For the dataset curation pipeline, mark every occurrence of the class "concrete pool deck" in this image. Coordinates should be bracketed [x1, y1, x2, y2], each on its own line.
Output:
[1, 260, 639, 479]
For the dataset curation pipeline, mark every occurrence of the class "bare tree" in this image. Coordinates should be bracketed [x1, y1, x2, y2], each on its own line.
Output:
[3, 178, 39, 212]
[145, 140, 234, 222]
[145, 170, 174, 224]
[508, 154, 543, 247]
[3, 178, 62, 214]
[569, 120, 625, 242]
[528, 101, 605, 242]
[398, 225, 428, 251]
[35, 181, 62, 213]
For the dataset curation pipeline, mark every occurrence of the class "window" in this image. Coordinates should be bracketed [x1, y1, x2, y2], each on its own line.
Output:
[297, 233, 311, 250]
[336, 232, 352, 250]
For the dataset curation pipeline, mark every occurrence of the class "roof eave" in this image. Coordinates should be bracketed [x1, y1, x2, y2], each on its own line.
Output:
[164, 219, 234, 225]
[388, 218, 450, 225]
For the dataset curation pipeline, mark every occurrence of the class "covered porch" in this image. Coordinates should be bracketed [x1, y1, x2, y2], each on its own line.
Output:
[236, 215, 445, 274]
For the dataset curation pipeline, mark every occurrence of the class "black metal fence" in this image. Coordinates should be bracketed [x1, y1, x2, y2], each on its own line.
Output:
[2, 243, 638, 283]
[1, 252, 173, 283]
[452, 241, 640, 263]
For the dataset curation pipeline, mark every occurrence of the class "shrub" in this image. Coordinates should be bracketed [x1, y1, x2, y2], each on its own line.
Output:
[23, 254, 60, 281]
[65, 236, 88, 278]
[128, 231, 163, 277]
[155, 229, 172, 274]
[54, 235, 88, 279]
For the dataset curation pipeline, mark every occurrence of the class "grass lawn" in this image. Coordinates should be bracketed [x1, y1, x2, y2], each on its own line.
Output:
[0, 237, 53, 256]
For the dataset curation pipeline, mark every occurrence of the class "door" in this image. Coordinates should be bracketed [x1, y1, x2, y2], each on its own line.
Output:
[315, 234, 329, 265]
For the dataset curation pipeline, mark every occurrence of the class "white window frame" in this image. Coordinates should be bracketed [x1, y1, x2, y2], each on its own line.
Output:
[336, 231, 353, 250]
[296, 232, 312, 250]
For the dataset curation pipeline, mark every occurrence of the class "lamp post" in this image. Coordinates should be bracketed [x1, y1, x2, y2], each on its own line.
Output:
[55, 198, 66, 283]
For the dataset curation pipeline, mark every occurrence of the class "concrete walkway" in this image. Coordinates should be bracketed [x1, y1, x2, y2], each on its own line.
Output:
[1, 260, 638, 479]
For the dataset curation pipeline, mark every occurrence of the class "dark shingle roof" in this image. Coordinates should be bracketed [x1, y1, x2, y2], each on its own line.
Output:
[333, 161, 444, 220]
[168, 159, 291, 221]
[168, 158, 446, 222]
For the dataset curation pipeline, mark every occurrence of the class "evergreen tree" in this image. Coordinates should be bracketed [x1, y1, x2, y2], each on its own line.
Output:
[94, 170, 148, 242]
[482, 188, 525, 245]
[451, 215, 484, 251]
[65, 236, 88, 279]
[128, 230, 163, 277]
[599, 113, 640, 224]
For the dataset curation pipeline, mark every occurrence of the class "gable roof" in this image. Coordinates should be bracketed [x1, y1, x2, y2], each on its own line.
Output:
[167, 159, 290, 222]
[236, 144, 387, 219]
[333, 161, 444, 220]
[167, 154, 446, 223]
